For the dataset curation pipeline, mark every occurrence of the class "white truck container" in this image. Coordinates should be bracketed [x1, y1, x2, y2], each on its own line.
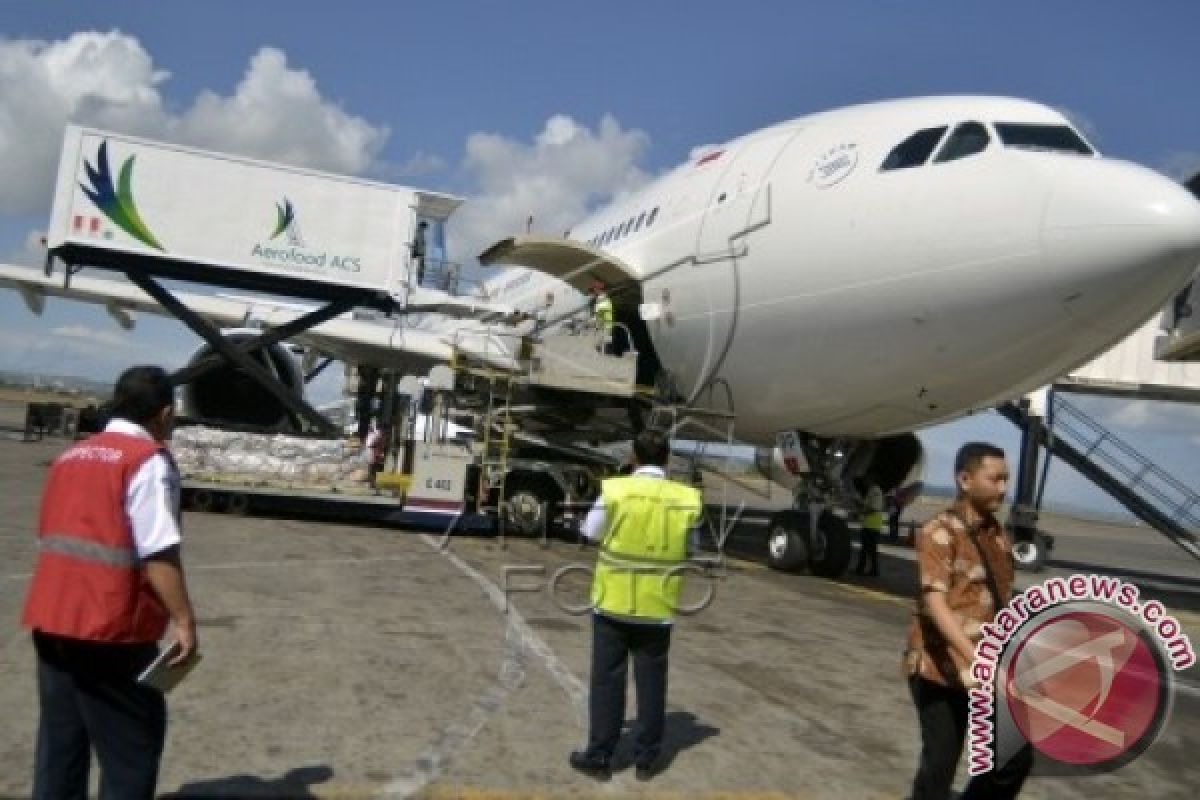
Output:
[47, 125, 461, 302]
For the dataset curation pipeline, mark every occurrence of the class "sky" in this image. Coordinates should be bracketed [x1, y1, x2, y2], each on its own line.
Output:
[2, 1, 1200, 521]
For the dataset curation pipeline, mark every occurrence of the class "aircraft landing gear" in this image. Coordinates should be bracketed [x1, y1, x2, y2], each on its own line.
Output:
[1012, 529, 1053, 573]
[765, 508, 853, 577]
[767, 511, 808, 572]
[764, 433, 868, 579]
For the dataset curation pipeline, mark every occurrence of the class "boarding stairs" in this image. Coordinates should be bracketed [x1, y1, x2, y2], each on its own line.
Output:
[999, 396, 1200, 562]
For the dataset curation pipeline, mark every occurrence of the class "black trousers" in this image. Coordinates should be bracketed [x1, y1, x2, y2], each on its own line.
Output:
[909, 676, 1033, 800]
[585, 613, 671, 765]
[32, 632, 167, 800]
[856, 528, 880, 574]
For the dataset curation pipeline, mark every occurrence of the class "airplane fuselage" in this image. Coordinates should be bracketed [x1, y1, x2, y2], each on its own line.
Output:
[480, 96, 1200, 444]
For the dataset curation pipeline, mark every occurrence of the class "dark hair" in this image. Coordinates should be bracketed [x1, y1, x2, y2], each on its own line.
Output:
[633, 429, 670, 467]
[110, 366, 174, 425]
[954, 442, 1005, 476]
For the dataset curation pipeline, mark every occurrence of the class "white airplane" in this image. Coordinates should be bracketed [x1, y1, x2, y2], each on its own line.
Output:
[4, 95, 1200, 575]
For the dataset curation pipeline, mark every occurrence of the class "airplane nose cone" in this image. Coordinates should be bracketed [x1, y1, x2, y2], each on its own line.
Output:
[1042, 161, 1200, 337]
[1043, 161, 1200, 267]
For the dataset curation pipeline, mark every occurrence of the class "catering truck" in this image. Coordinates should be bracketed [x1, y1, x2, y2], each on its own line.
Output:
[39, 126, 621, 536]
[46, 124, 461, 305]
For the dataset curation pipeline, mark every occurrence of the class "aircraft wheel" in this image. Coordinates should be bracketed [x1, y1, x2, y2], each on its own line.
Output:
[1012, 531, 1049, 572]
[808, 512, 853, 578]
[766, 511, 808, 572]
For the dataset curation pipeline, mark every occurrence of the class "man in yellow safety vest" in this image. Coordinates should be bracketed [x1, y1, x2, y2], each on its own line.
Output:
[590, 280, 614, 352]
[569, 429, 703, 781]
[855, 478, 885, 577]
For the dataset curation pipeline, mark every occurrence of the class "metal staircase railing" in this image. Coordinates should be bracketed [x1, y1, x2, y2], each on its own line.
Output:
[998, 398, 1200, 561]
[1053, 396, 1200, 533]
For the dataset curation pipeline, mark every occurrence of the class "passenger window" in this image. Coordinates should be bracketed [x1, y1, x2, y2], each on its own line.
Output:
[934, 121, 990, 163]
[647, 207, 659, 226]
[880, 127, 947, 171]
[635, 211, 646, 231]
[626, 217, 636, 234]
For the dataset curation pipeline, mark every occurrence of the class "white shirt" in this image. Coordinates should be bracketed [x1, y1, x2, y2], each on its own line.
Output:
[105, 418, 183, 559]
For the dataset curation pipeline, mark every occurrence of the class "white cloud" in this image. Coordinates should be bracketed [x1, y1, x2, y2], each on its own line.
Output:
[0, 32, 389, 214]
[173, 47, 387, 176]
[49, 323, 150, 350]
[0, 325, 145, 378]
[394, 150, 448, 178]
[0, 307, 197, 380]
[448, 113, 651, 265]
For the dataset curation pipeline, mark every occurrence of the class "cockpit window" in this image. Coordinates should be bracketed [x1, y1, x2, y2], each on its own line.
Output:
[880, 126, 947, 171]
[995, 123, 1094, 155]
[934, 121, 990, 163]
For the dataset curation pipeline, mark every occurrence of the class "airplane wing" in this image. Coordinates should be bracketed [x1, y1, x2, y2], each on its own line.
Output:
[0, 263, 520, 373]
[478, 236, 642, 304]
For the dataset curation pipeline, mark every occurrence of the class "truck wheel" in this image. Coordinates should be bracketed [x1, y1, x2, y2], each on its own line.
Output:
[191, 489, 214, 513]
[808, 512, 853, 578]
[1012, 531, 1049, 572]
[766, 511, 808, 572]
[504, 479, 559, 537]
[225, 493, 250, 516]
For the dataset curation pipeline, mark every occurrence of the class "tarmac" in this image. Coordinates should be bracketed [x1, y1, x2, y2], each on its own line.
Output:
[1, 425, 1199, 799]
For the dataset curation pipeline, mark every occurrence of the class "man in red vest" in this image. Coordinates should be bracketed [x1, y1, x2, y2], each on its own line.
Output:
[22, 365, 198, 800]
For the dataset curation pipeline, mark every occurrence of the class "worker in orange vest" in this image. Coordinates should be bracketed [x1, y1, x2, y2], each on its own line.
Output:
[22, 365, 198, 800]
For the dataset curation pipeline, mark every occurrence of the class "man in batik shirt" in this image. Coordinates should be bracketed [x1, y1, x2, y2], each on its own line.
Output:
[904, 441, 1033, 800]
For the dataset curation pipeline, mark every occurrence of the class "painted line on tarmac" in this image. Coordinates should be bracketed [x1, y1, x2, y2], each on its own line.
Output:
[382, 604, 530, 798]
[418, 535, 587, 715]
[835, 583, 909, 607]
[381, 535, 593, 799]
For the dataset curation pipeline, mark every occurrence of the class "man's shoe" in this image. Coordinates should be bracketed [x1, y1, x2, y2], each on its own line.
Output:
[635, 758, 665, 781]
[568, 751, 611, 779]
